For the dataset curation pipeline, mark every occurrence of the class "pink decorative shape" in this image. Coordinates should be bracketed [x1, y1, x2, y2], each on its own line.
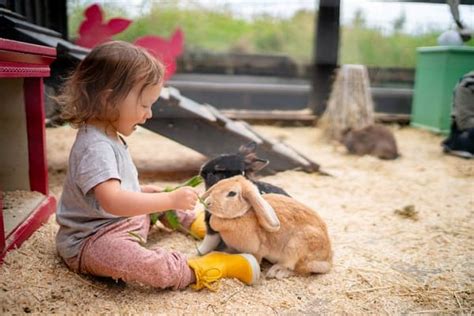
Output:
[76, 4, 132, 48]
[134, 29, 184, 81]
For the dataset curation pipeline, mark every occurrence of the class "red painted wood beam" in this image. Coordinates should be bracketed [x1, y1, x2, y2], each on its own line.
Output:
[0, 196, 56, 263]
[24, 77, 48, 195]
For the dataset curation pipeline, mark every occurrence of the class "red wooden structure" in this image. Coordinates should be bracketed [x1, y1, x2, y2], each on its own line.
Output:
[0, 38, 57, 262]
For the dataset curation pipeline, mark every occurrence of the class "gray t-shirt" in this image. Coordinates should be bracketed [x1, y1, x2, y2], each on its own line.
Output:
[56, 124, 141, 259]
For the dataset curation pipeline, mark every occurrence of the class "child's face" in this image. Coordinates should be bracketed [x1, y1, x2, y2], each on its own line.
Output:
[113, 82, 162, 136]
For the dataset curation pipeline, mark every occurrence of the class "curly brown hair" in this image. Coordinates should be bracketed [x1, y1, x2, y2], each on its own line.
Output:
[57, 41, 165, 128]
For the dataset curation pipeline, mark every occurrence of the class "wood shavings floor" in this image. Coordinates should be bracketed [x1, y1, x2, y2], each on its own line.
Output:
[1, 125, 472, 314]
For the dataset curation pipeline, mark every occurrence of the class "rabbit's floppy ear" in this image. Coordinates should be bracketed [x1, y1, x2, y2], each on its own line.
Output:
[241, 177, 280, 232]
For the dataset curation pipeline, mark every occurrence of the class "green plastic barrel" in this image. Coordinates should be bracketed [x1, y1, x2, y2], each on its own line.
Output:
[411, 46, 474, 134]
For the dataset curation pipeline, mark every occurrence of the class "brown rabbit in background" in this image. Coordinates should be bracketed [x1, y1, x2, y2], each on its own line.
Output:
[202, 175, 332, 279]
[342, 124, 399, 160]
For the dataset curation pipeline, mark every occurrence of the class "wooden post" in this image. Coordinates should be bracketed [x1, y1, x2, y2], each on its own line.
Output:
[309, 0, 340, 116]
[24, 77, 49, 195]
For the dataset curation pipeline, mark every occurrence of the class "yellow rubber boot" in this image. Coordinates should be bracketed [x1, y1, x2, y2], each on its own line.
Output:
[189, 209, 206, 240]
[188, 252, 260, 291]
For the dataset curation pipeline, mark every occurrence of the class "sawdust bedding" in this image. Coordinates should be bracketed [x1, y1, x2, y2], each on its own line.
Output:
[2, 191, 45, 236]
[1, 124, 472, 314]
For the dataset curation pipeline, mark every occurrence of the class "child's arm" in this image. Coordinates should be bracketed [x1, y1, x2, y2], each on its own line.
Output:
[140, 184, 163, 193]
[94, 179, 197, 217]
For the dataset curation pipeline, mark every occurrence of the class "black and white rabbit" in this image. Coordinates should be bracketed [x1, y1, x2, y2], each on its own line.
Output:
[198, 141, 290, 255]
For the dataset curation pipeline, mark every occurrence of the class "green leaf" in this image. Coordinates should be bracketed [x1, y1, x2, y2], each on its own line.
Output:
[163, 186, 173, 192]
[149, 175, 204, 227]
[182, 175, 204, 188]
[128, 231, 146, 247]
[165, 210, 180, 230]
[197, 196, 210, 212]
[178, 226, 201, 241]
[150, 213, 159, 225]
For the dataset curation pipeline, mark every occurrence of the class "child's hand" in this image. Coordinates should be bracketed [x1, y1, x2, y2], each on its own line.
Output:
[171, 187, 198, 211]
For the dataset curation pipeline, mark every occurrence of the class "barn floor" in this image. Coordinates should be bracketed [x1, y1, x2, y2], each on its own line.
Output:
[1, 124, 473, 314]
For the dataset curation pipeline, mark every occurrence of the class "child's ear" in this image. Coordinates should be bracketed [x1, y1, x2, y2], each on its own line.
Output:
[100, 89, 113, 106]
[99, 89, 115, 117]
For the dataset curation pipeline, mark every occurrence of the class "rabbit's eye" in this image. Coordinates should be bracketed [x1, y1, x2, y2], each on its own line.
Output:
[227, 191, 237, 197]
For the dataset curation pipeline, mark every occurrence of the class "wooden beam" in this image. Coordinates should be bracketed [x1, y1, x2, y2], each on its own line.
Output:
[220, 109, 316, 122]
[309, 0, 340, 116]
[45, 0, 68, 40]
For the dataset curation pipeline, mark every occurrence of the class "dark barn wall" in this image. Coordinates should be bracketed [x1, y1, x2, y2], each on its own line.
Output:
[1, 0, 68, 39]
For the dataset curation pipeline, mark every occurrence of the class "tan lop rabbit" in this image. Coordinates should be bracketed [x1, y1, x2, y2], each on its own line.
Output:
[201, 175, 332, 279]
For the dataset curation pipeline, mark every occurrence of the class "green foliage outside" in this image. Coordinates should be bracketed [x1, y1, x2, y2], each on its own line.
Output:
[68, 1, 473, 68]
[340, 25, 440, 68]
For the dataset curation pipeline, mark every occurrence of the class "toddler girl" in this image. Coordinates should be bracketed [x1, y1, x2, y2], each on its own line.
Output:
[55, 41, 259, 290]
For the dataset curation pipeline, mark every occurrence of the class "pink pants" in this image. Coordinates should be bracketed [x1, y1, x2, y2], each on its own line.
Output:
[64, 211, 196, 290]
